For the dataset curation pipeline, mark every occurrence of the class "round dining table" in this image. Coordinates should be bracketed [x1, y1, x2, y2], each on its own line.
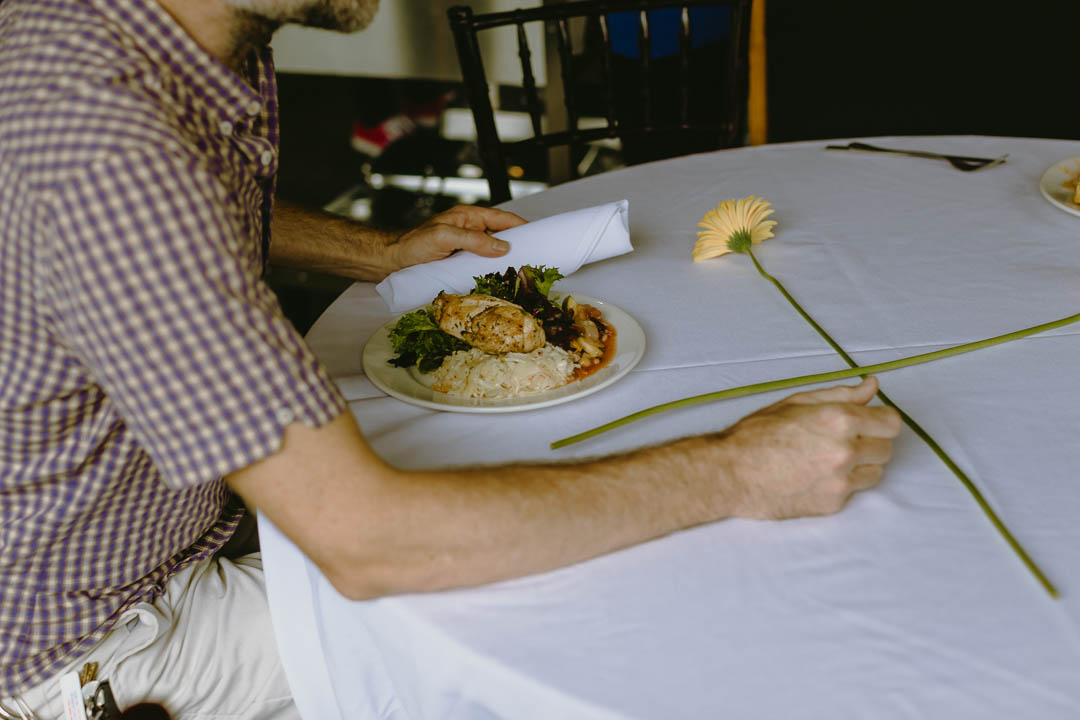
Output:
[260, 136, 1080, 719]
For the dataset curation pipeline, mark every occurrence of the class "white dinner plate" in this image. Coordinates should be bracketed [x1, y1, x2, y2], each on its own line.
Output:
[1039, 156, 1080, 218]
[361, 294, 646, 413]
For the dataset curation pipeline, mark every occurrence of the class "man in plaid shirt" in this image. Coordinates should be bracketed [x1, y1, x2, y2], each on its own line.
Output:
[0, 0, 899, 717]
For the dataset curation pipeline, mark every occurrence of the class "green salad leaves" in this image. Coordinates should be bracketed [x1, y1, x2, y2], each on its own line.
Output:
[387, 308, 469, 372]
[473, 265, 564, 300]
[387, 265, 570, 372]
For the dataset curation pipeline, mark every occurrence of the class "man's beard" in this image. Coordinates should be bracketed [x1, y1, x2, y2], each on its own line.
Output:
[224, 0, 380, 34]
[293, 0, 380, 32]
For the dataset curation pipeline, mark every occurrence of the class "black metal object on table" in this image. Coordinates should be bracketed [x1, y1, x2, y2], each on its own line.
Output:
[825, 141, 1009, 172]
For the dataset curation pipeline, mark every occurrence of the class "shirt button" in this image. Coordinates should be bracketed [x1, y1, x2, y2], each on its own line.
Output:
[246, 101, 261, 115]
[219, 120, 234, 136]
[275, 408, 294, 425]
[260, 150, 274, 166]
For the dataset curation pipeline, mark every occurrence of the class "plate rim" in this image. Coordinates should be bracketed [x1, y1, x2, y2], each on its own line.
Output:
[361, 294, 646, 413]
[1039, 155, 1080, 218]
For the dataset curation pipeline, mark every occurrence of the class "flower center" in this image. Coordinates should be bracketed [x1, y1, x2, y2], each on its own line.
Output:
[727, 227, 752, 254]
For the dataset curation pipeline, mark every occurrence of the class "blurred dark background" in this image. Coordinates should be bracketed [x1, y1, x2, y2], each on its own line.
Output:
[270, 0, 1080, 333]
[765, 2, 1079, 142]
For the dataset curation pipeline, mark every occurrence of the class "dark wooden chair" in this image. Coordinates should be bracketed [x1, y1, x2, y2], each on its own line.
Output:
[448, 0, 753, 204]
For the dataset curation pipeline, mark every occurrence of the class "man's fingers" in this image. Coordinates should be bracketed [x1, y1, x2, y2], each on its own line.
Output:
[847, 404, 903, 439]
[404, 205, 525, 264]
[786, 376, 879, 406]
[448, 205, 527, 232]
[848, 464, 884, 491]
[461, 229, 511, 257]
[852, 435, 894, 465]
[425, 225, 510, 258]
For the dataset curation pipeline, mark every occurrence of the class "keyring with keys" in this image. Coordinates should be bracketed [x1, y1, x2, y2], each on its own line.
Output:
[82, 680, 121, 720]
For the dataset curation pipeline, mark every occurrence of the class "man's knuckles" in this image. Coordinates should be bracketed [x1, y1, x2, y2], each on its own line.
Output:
[813, 404, 860, 434]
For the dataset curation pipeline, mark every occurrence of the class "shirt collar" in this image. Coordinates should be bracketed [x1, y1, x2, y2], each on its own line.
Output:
[87, 0, 269, 129]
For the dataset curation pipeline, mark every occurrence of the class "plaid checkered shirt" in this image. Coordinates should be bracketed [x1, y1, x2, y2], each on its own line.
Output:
[0, 0, 346, 695]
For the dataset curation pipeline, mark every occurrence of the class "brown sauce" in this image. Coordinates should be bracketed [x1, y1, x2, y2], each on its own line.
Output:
[569, 318, 617, 383]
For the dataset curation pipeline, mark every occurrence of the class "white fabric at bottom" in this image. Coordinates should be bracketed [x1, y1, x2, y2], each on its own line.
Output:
[9, 554, 297, 720]
[259, 513, 627, 720]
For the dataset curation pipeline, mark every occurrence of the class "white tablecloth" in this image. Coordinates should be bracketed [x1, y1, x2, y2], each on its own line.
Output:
[261, 136, 1080, 719]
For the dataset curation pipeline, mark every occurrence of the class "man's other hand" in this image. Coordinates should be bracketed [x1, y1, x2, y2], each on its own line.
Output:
[719, 376, 902, 520]
[389, 205, 525, 271]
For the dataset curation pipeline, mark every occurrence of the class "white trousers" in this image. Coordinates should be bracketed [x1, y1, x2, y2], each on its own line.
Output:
[8, 553, 299, 720]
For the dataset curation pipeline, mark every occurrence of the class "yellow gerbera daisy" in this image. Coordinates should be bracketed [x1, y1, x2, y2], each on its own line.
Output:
[693, 195, 777, 261]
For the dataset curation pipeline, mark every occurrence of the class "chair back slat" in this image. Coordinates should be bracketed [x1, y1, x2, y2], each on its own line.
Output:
[724, 0, 751, 144]
[598, 14, 617, 133]
[449, 0, 755, 204]
[447, 5, 510, 202]
[636, 10, 651, 130]
[554, 17, 579, 135]
[678, 6, 691, 127]
[516, 19, 544, 137]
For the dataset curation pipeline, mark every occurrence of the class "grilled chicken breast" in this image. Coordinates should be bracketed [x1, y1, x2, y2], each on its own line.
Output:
[432, 293, 546, 354]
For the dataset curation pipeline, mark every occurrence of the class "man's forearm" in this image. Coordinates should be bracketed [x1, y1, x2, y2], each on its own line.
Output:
[270, 199, 400, 281]
[230, 413, 731, 601]
[336, 437, 727, 599]
[230, 382, 898, 603]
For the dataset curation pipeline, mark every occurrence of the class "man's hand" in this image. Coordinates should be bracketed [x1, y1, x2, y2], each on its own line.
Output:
[388, 205, 525, 270]
[718, 376, 902, 520]
[269, 201, 525, 282]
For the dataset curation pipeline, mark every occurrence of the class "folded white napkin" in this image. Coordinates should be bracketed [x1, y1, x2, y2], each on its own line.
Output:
[375, 199, 633, 313]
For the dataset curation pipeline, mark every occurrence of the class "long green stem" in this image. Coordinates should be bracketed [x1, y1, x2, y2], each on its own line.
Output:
[746, 247, 1058, 598]
[552, 310, 1080, 448]
[552, 255, 1077, 598]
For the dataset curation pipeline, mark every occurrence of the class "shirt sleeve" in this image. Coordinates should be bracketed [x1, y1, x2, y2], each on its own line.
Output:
[41, 146, 347, 489]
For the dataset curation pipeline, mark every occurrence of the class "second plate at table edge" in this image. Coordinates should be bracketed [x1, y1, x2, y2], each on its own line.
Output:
[1039, 156, 1080, 218]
